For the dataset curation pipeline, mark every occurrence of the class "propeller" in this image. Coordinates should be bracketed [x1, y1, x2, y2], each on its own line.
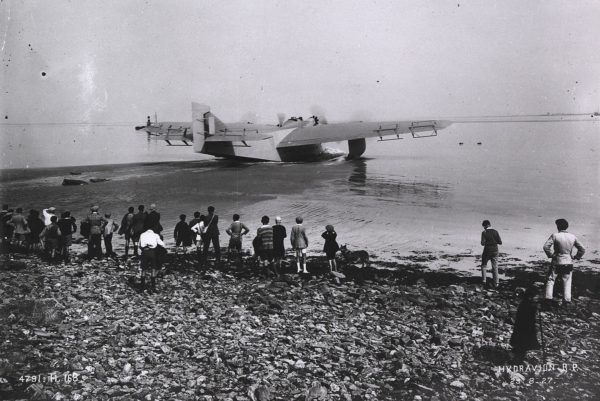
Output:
[277, 113, 286, 127]
[309, 105, 328, 124]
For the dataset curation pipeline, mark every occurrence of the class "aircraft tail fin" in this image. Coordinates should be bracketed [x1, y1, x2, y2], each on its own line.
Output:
[192, 102, 211, 153]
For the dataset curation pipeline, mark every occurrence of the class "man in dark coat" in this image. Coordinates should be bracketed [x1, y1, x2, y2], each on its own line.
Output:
[84, 206, 104, 259]
[131, 205, 147, 256]
[201, 206, 220, 267]
[481, 219, 502, 288]
[57, 211, 77, 262]
[145, 203, 162, 234]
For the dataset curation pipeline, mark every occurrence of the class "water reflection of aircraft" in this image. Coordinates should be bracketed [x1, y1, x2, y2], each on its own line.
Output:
[135, 102, 451, 162]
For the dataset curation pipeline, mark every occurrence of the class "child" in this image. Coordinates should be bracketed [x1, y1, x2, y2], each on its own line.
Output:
[321, 224, 340, 273]
[174, 214, 193, 254]
[257, 216, 274, 272]
[190, 215, 206, 262]
[290, 216, 309, 273]
[510, 285, 541, 362]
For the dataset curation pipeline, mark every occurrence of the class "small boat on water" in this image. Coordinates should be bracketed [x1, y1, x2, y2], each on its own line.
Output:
[477, 142, 482, 145]
[69, 171, 82, 175]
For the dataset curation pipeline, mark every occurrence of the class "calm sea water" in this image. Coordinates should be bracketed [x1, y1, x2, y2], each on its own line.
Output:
[1, 122, 598, 272]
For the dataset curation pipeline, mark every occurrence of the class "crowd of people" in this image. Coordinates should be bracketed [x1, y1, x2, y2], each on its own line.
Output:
[0, 204, 343, 289]
[0, 203, 590, 360]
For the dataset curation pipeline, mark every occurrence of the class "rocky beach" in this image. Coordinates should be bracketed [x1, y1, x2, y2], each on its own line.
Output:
[1, 248, 599, 401]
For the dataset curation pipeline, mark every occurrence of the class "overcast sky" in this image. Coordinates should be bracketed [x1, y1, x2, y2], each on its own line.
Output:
[1, 0, 599, 124]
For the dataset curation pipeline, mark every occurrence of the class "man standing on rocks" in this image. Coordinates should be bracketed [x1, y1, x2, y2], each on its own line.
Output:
[84, 206, 105, 260]
[201, 206, 220, 267]
[8, 207, 29, 251]
[480, 219, 502, 288]
[57, 211, 77, 262]
[226, 214, 249, 266]
[145, 203, 162, 234]
[131, 205, 147, 257]
[119, 207, 135, 258]
[543, 218, 585, 305]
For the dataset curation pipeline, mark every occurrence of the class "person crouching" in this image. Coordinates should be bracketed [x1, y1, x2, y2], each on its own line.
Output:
[139, 228, 165, 293]
[510, 285, 541, 362]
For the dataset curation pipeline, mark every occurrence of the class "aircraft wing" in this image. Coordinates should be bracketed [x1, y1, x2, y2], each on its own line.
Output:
[136, 122, 193, 142]
[277, 120, 452, 148]
[204, 131, 273, 142]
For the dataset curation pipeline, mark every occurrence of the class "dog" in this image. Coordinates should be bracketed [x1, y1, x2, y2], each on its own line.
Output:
[340, 244, 370, 268]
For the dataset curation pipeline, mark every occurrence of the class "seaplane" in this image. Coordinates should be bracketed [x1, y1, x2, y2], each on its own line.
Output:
[135, 102, 451, 162]
[135, 103, 598, 162]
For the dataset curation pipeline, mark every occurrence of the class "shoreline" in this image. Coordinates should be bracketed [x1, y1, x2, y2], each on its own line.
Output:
[1, 250, 599, 400]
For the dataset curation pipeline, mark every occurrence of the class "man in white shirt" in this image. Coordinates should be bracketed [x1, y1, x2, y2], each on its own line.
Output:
[139, 228, 165, 293]
[43, 207, 56, 226]
[543, 218, 585, 305]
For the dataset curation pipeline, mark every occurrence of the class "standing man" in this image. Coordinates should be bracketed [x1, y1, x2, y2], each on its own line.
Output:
[131, 205, 147, 257]
[480, 219, 502, 288]
[201, 206, 220, 266]
[145, 204, 162, 234]
[272, 216, 287, 273]
[57, 211, 77, 262]
[119, 207, 135, 258]
[543, 218, 585, 305]
[226, 214, 250, 265]
[8, 208, 29, 250]
[102, 213, 119, 258]
[84, 206, 104, 259]
[290, 216, 309, 273]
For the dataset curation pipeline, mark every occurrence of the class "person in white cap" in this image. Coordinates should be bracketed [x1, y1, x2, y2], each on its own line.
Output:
[42, 206, 57, 226]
